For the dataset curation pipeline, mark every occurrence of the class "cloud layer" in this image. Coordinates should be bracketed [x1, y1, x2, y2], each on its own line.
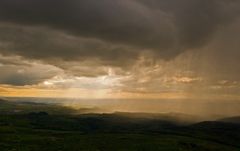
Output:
[0, 0, 239, 100]
[0, 0, 239, 62]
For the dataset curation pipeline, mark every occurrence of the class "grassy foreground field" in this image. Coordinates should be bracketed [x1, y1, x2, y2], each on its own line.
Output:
[0, 126, 238, 151]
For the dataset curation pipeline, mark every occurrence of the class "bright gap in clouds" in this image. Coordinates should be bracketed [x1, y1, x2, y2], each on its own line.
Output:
[41, 68, 124, 98]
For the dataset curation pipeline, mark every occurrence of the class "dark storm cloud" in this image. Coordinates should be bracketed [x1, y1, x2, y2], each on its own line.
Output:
[0, 0, 173, 58]
[0, 0, 239, 61]
[0, 24, 137, 64]
[139, 0, 240, 47]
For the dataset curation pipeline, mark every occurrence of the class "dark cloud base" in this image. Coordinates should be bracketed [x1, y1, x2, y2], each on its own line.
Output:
[0, 0, 239, 62]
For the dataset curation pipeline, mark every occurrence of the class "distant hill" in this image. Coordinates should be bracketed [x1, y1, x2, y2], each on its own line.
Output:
[0, 98, 7, 103]
[113, 112, 203, 124]
[0, 98, 76, 114]
[218, 116, 240, 124]
[2, 98, 240, 124]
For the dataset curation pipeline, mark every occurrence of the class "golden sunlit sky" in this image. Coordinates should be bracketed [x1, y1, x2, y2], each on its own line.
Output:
[0, 0, 239, 106]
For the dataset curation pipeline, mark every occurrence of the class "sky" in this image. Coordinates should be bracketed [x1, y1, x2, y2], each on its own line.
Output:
[0, 0, 240, 106]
